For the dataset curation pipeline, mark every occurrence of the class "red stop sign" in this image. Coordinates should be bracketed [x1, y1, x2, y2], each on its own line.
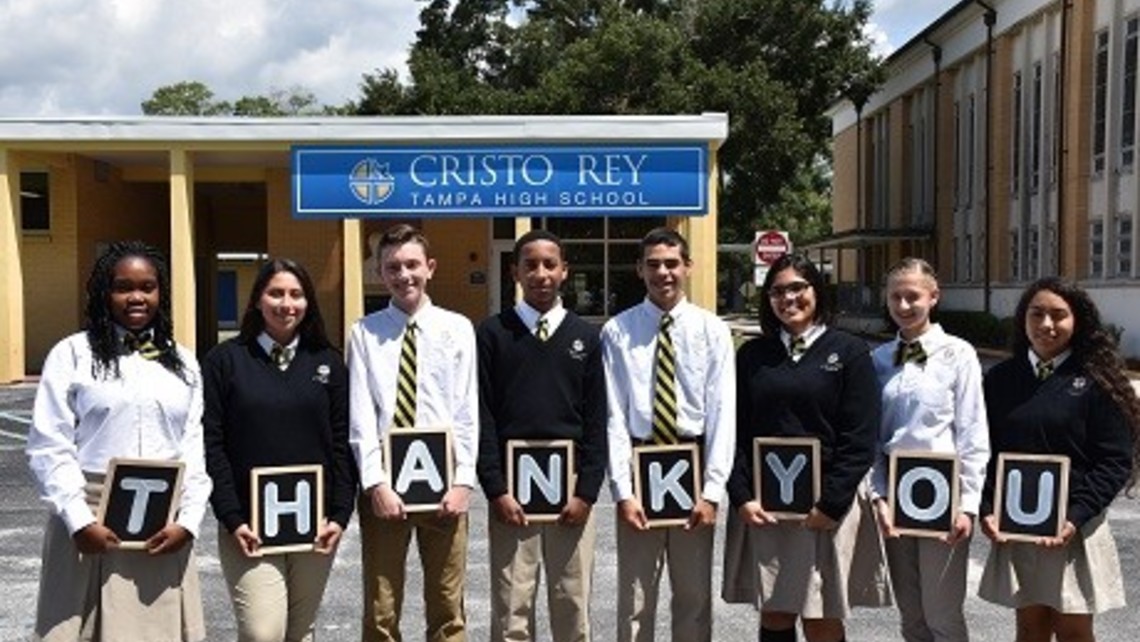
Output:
[754, 231, 790, 266]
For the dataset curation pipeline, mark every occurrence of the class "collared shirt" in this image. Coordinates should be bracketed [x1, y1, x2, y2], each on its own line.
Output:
[347, 298, 479, 490]
[26, 331, 212, 536]
[601, 297, 736, 503]
[256, 332, 299, 362]
[515, 299, 567, 338]
[1029, 348, 1071, 373]
[780, 324, 826, 362]
[870, 324, 990, 513]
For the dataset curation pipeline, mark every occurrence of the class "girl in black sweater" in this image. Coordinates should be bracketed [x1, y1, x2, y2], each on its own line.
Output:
[978, 277, 1140, 642]
[203, 258, 355, 642]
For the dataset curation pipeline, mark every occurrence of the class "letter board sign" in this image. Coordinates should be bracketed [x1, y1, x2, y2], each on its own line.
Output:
[888, 450, 959, 537]
[632, 443, 701, 527]
[97, 458, 185, 549]
[507, 440, 576, 522]
[994, 453, 1070, 541]
[752, 437, 820, 520]
[385, 427, 454, 511]
[250, 464, 324, 555]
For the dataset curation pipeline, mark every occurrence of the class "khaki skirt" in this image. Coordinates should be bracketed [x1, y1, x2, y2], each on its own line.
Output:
[721, 482, 892, 617]
[33, 474, 205, 642]
[978, 511, 1125, 614]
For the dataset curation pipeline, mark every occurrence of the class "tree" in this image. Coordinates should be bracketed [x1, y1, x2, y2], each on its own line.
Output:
[352, 0, 882, 243]
[141, 81, 231, 116]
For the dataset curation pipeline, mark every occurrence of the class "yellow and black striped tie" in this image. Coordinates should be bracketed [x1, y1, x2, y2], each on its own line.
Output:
[123, 330, 162, 360]
[394, 321, 418, 429]
[1036, 359, 1054, 381]
[894, 340, 927, 367]
[652, 314, 679, 445]
[536, 316, 549, 341]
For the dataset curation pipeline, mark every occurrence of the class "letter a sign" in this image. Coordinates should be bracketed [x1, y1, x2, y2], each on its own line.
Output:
[251, 464, 325, 554]
[97, 458, 185, 549]
[752, 437, 820, 519]
[632, 443, 702, 527]
[994, 453, 1070, 541]
[507, 440, 576, 522]
[385, 427, 454, 511]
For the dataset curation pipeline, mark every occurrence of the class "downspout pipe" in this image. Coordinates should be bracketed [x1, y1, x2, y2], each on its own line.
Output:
[1057, 0, 1070, 274]
[975, 1, 996, 314]
[925, 40, 943, 268]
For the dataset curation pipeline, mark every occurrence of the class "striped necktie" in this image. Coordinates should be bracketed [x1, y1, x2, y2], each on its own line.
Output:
[394, 321, 418, 429]
[788, 335, 806, 358]
[652, 314, 679, 445]
[894, 340, 927, 367]
[123, 330, 162, 360]
[1036, 359, 1054, 381]
[536, 316, 549, 341]
[270, 343, 293, 370]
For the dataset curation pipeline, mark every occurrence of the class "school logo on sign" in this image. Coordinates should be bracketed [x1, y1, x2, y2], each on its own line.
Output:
[350, 159, 396, 205]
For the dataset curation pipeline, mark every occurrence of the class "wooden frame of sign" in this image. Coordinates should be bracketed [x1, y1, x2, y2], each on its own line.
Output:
[384, 426, 454, 512]
[752, 437, 820, 520]
[506, 440, 576, 522]
[888, 450, 960, 538]
[96, 458, 185, 550]
[250, 464, 324, 555]
[994, 453, 1071, 542]
[632, 443, 702, 528]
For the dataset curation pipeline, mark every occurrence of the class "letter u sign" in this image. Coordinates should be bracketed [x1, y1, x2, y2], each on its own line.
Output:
[993, 453, 1071, 541]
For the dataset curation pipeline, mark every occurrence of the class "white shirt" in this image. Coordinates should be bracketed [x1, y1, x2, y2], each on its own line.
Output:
[515, 299, 567, 337]
[256, 332, 299, 359]
[780, 324, 826, 363]
[870, 324, 990, 514]
[1029, 347, 1071, 373]
[347, 298, 479, 491]
[26, 331, 212, 536]
[602, 297, 737, 504]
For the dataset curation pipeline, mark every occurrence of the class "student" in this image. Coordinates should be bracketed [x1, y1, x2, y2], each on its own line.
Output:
[602, 227, 736, 642]
[203, 258, 356, 642]
[978, 277, 1140, 642]
[476, 229, 607, 641]
[869, 257, 989, 642]
[727, 253, 881, 642]
[347, 224, 479, 642]
[26, 241, 211, 642]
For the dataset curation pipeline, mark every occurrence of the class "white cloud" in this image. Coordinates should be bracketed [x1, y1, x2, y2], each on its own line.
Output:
[863, 21, 893, 59]
[0, 0, 420, 116]
[869, 0, 950, 54]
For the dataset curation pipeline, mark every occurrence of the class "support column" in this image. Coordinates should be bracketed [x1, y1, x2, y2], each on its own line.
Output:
[513, 216, 531, 304]
[678, 145, 720, 312]
[344, 218, 364, 342]
[0, 149, 26, 383]
[169, 149, 196, 350]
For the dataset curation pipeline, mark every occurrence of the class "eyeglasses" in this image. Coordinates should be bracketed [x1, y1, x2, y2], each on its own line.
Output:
[768, 281, 812, 299]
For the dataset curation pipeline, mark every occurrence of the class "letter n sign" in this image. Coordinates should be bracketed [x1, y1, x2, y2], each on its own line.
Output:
[507, 440, 576, 522]
[994, 453, 1070, 541]
[385, 427, 454, 512]
[888, 450, 959, 537]
[752, 437, 820, 520]
[251, 465, 324, 555]
[96, 458, 185, 549]
[632, 443, 702, 527]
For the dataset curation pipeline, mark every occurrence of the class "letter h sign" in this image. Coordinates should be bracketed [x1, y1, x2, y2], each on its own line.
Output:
[752, 437, 820, 520]
[250, 465, 325, 555]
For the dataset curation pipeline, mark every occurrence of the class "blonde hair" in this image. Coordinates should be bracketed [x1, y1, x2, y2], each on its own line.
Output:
[886, 257, 939, 290]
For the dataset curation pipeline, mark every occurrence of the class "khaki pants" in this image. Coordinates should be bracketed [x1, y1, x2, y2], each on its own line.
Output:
[358, 497, 468, 642]
[616, 519, 714, 642]
[885, 535, 970, 642]
[218, 524, 335, 642]
[488, 511, 596, 642]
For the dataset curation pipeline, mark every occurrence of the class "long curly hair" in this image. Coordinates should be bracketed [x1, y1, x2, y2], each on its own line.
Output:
[84, 241, 185, 380]
[759, 253, 833, 337]
[238, 258, 332, 350]
[1013, 277, 1140, 490]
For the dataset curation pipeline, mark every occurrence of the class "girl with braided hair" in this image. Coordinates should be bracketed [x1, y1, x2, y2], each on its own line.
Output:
[27, 240, 210, 642]
[978, 277, 1140, 642]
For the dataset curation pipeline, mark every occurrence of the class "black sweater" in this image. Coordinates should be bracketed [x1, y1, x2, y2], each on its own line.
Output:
[203, 338, 356, 532]
[476, 309, 608, 503]
[727, 328, 880, 521]
[980, 355, 1132, 528]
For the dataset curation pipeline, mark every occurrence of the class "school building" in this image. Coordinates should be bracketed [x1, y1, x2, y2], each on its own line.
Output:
[823, 0, 1140, 357]
[0, 114, 728, 383]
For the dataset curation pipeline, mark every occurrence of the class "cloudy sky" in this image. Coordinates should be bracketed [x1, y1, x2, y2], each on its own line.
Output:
[0, 0, 947, 117]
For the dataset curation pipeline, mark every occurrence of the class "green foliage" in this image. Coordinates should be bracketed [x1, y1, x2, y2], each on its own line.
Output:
[350, 0, 882, 240]
[935, 310, 1012, 349]
[143, 82, 326, 116]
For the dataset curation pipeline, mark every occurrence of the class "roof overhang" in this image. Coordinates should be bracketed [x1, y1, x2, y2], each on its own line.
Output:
[800, 227, 934, 251]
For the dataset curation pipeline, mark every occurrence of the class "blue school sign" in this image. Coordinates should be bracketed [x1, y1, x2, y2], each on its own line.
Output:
[291, 144, 709, 218]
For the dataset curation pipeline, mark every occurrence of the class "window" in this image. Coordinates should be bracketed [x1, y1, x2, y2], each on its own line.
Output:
[1094, 30, 1109, 174]
[1028, 227, 1040, 277]
[1012, 71, 1023, 193]
[20, 171, 50, 232]
[953, 238, 960, 281]
[1051, 53, 1061, 187]
[1010, 230, 1021, 281]
[967, 94, 976, 204]
[1117, 215, 1134, 276]
[953, 101, 961, 207]
[965, 233, 974, 282]
[1032, 62, 1043, 192]
[1090, 220, 1104, 278]
[1123, 18, 1138, 168]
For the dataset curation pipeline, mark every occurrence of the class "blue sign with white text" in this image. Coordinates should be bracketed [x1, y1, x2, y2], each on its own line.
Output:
[291, 144, 708, 218]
